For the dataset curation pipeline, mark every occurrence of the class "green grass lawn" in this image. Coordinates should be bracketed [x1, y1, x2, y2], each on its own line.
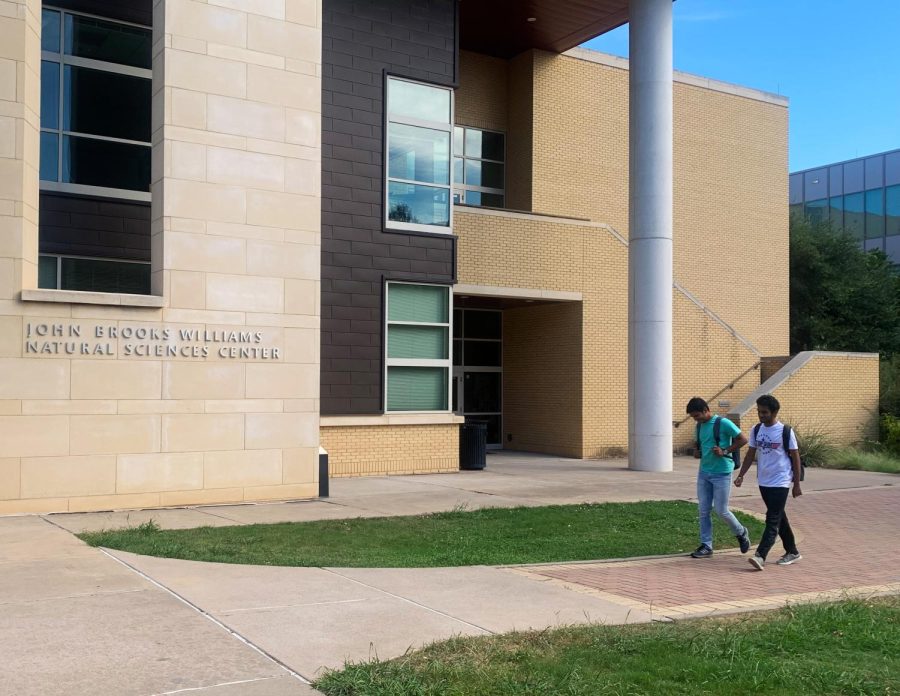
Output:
[78, 500, 763, 568]
[314, 597, 900, 695]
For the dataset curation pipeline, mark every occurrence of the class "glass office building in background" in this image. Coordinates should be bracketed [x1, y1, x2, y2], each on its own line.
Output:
[790, 148, 900, 264]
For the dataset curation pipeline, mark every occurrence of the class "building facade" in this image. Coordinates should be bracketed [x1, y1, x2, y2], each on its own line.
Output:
[790, 148, 900, 264]
[0, 0, 878, 514]
[2, 0, 323, 513]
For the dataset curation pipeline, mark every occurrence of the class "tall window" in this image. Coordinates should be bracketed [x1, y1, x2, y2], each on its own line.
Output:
[385, 77, 453, 233]
[844, 192, 865, 241]
[453, 126, 505, 208]
[38, 8, 152, 294]
[40, 8, 152, 199]
[385, 283, 452, 412]
[865, 188, 885, 240]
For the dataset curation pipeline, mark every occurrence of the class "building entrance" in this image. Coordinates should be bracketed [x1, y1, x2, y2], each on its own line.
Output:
[452, 308, 502, 448]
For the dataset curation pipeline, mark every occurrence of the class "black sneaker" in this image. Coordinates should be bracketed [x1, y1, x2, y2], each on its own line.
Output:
[737, 530, 751, 554]
[690, 544, 713, 558]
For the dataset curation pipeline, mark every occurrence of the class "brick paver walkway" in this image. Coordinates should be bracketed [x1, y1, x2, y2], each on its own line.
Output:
[517, 486, 900, 618]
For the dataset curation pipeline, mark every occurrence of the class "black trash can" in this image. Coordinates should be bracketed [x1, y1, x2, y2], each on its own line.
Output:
[459, 421, 487, 470]
[318, 448, 329, 497]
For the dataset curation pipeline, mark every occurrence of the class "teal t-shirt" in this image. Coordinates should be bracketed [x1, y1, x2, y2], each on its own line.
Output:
[697, 416, 740, 474]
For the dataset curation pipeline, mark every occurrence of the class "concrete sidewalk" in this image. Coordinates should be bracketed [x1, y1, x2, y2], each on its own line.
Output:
[45, 452, 896, 533]
[2, 454, 898, 695]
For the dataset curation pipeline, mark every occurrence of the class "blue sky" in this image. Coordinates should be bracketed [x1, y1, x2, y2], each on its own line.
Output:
[582, 0, 900, 172]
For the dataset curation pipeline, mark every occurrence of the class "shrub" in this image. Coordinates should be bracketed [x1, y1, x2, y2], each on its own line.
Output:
[881, 355, 900, 417]
[881, 413, 900, 458]
[793, 421, 836, 468]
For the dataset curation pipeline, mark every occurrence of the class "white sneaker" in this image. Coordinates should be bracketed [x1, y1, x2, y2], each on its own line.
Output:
[776, 552, 802, 566]
[748, 555, 765, 571]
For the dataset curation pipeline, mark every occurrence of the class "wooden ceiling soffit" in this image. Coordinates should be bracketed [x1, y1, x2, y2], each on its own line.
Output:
[459, 0, 631, 59]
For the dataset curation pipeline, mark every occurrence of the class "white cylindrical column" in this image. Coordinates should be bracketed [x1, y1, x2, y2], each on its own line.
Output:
[628, 0, 673, 472]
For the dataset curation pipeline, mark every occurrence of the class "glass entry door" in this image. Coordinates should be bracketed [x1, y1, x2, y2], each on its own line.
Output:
[452, 308, 502, 448]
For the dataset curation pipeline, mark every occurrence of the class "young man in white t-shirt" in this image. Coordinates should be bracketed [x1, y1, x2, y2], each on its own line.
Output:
[734, 394, 803, 570]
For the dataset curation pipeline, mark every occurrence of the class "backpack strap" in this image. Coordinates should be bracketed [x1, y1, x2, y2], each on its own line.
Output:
[712, 415, 721, 445]
[782, 423, 805, 481]
[695, 422, 700, 447]
[752, 423, 761, 443]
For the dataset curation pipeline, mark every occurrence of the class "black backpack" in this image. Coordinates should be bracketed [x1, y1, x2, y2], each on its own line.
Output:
[752, 423, 806, 482]
[695, 415, 741, 470]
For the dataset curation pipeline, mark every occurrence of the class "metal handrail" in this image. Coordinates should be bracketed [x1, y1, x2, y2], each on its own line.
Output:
[672, 361, 761, 428]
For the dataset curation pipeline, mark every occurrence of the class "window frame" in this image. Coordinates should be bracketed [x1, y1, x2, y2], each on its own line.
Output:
[40, 6, 152, 203]
[384, 281, 454, 413]
[384, 75, 454, 235]
[38, 253, 152, 293]
[453, 125, 506, 208]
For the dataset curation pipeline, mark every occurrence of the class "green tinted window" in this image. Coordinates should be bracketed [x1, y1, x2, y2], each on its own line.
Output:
[865, 189, 884, 239]
[844, 192, 865, 241]
[388, 325, 449, 360]
[387, 367, 448, 411]
[829, 196, 843, 230]
[887, 185, 900, 237]
[38, 255, 58, 289]
[388, 284, 449, 323]
[386, 283, 451, 412]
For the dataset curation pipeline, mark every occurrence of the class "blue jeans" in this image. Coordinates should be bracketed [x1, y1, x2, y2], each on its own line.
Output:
[697, 470, 746, 548]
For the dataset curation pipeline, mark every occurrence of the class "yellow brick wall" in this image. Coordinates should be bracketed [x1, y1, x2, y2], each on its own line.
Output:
[504, 302, 583, 457]
[672, 291, 761, 452]
[321, 424, 459, 476]
[506, 52, 535, 212]
[732, 353, 879, 447]
[455, 51, 508, 132]
[319, 55, 865, 472]
[455, 208, 762, 459]
[527, 50, 789, 356]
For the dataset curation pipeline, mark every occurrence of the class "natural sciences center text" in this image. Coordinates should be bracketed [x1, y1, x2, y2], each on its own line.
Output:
[24, 323, 281, 360]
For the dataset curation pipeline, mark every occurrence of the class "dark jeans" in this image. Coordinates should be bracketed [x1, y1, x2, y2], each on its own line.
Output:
[756, 486, 798, 560]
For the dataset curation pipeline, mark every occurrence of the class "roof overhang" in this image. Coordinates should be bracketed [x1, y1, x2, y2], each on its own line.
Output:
[459, 0, 631, 59]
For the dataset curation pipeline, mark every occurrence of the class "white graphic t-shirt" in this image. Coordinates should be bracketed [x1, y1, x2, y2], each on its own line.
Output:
[748, 421, 798, 488]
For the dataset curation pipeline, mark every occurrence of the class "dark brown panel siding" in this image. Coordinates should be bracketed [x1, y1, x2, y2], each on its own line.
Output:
[321, 0, 458, 415]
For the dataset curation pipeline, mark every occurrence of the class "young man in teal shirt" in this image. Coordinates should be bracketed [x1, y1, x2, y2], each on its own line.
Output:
[686, 397, 751, 558]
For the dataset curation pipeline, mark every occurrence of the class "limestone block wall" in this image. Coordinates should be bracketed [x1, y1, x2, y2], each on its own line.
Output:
[729, 352, 880, 447]
[0, 0, 323, 514]
[320, 416, 462, 477]
[0, 0, 40, 296]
